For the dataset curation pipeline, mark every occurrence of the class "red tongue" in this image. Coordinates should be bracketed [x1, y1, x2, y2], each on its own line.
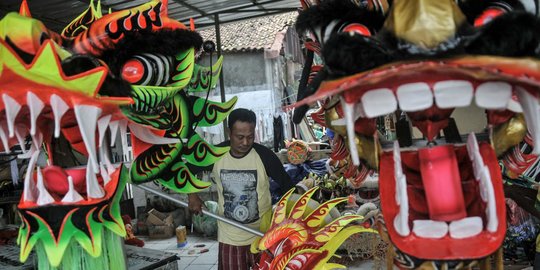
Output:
[42, 166, 69, 196]
[419, 145, 466, 221]
[42, 166, 103, 196]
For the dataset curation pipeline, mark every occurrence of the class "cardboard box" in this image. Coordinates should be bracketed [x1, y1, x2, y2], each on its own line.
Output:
[146, 209, 170, 226]
[164, 215, 174, 225]
[146, 209, 176, 238]
[148, 224, 175, 239]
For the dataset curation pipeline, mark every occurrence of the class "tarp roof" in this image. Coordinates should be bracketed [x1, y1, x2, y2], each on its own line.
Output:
[0, 0, 301, 32]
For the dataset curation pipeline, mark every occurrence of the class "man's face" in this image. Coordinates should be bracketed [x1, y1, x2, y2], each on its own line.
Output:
[230, 121, 255, 157]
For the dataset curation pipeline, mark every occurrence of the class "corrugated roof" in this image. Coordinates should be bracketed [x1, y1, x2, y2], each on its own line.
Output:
[198, 12, 297, 52]
[0, 0, 300, 32]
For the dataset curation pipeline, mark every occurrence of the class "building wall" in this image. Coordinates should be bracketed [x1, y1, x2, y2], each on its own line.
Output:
[223, 52, 268, 92]
[200, 52, 272, 94]
[198, 51, 287, 147]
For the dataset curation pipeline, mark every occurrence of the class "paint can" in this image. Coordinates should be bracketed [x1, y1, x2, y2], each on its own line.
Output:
[176, 225, 187, 248]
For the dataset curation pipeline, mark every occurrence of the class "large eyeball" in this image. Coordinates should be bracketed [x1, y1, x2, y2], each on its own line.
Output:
[341, 23, 372, 36]
[121, 53, 173, 86]
[311, 20, 372, 45]
[474, 7, 506, 26]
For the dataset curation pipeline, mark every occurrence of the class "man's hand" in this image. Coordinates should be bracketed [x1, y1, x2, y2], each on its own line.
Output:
[188, 193, 205, 215]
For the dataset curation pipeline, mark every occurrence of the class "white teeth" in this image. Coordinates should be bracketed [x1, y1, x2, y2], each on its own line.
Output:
[100, 144, 115, 174]
[19, 131, 42, 159]
[479, 165, 497, 232]
[517, 87, 540, 155]
[361, 88, 397, 118]
[15, 125, 27, 153]
[50, 94, 69, 138]
[27, 92, 44, 136]
[0, 122, 10, 153]
[128, 123, 181, 145]
[466, 133, 498, 232]
[31, 131, 43, 156]
[407, 217, 485, 239]
[341, 100, 360, 165]
[98, 143, 114, 185]
[2, 94, 21, 138]
[354, 102, 366, 118]
[74, 105, 102, 174]
[18, 148, 33, 159]
[466, 133, 483, 178]
[397, 82, 433, 112]
[449, 216, 483, 239]
[108, 120, 120, 147]
[393, 141, 403, 204]
[31, 131, 42, 147]
[100, 163, 111, 186]
[394, 209, 410, 237]
[393, 141, 410, 236]
[22, 151, 40, 202]
[506, 98, 523, 113]
[97, 115, 112, 147]
[433, 80, 474, 108]
[86, 162, 104, 199]
[412, 220, 448, 238]
[335, 80, 527, 118]
[99, 142, 111, 187]
[475, 82, 512, 109]
[61, 176, 84, 203]
[36, 167, 55, 205]
[119, 120, 130, 161]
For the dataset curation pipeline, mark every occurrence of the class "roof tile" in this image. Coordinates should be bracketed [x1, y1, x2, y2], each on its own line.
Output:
[198, 12, 297, 52]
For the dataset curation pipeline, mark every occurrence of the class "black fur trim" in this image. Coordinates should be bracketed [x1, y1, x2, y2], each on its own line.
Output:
[293, 68, 328, 124]
[466, 11, 540, 57]
[61, 54, 132, 97]
[458, 0, 526, 25]
[295, 0, 385, 34]
[322, 33, 391, 78]
[100, 29, 203, 76]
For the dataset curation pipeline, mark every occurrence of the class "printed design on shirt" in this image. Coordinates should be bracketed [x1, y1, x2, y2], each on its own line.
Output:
[220, 169, 259, 224]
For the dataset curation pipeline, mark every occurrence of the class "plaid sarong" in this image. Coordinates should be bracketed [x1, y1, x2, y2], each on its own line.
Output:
[218, 242, 257, 270]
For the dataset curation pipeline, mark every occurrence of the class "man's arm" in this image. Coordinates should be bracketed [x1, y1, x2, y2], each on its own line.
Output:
[188, 193, 205, 215]
[253, 144, 295, 195]
[186, 141, 230, 214]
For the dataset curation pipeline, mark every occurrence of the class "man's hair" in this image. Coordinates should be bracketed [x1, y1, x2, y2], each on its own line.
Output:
[228, 108, 256, 128]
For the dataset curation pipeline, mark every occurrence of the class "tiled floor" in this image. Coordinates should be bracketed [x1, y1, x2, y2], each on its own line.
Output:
[140, 233, 219, 270]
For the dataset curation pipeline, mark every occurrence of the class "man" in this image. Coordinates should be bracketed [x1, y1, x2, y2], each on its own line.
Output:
[188, 108, 294, 270]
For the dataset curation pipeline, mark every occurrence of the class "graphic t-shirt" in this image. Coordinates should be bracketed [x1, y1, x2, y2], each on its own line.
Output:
[213, 148, 271, 245]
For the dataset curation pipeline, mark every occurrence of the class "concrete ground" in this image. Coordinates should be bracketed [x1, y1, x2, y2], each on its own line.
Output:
[141, 233, 383, 270]
[141, 234, 534, 270]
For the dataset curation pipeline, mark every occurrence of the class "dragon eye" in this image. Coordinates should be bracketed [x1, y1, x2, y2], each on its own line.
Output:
[121, 59, 145, 84]
[341, 23, 371, 36]
[121, 53, 173, 86]
[474, 8, 505, 26]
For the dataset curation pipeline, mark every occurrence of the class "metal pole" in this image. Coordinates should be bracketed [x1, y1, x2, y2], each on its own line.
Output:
[215, 13, 229, 140]
[134, 184, 264, 237]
